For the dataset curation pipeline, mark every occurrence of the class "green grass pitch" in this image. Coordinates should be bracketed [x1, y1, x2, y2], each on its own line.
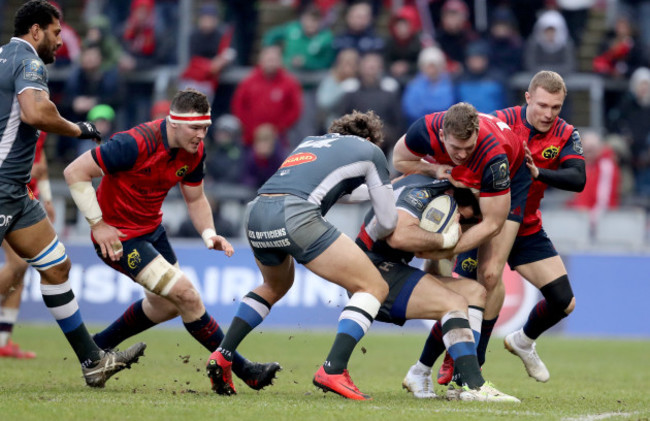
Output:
[0, 325, 648, 421]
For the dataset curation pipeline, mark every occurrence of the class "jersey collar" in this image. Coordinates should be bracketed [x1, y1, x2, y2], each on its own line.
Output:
[11, 37, 38, 56]
[521, 105, 544, 136]
[160, 118, 179, 159]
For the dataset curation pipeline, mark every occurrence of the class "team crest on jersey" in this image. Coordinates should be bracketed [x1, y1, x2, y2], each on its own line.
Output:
[176, 165, 189, 177]
[127, 249, 142, 269]
[490, 160, 510, 190]
[280, 152, 317, 168]
[542, 146, 559, 159]
[22, 59, 45, 82]
[405, 188, 430, 211]
[461, 257, 478, 273]
[571, 131, 584, 155]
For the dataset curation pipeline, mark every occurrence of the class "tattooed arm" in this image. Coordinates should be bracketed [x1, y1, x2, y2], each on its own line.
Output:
[17, 88, 82, 137]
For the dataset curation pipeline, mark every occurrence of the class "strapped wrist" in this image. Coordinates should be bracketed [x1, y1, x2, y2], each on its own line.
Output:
[201, 228, 217, 248]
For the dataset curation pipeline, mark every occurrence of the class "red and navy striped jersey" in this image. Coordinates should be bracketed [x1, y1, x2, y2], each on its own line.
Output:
[494, 105, 584, 236]
[404, 112, 525, 198]
[91, 118, 205, 241]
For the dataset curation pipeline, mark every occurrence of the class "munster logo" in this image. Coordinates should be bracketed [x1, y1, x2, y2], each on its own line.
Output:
[461, 257, 478, 273]
[542, 146, 559, 159]
[280, 152, 317, 168]
[127, 249, 142, 269]
[176, 165, 189, 177]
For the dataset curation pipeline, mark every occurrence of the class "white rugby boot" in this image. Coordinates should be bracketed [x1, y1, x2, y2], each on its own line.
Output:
[459, 381, 521, 403]
[402, 364, 437, 398]
[504, 329, 550, 382]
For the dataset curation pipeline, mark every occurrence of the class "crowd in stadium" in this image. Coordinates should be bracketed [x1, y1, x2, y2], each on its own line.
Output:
[11, 0, 650, 236]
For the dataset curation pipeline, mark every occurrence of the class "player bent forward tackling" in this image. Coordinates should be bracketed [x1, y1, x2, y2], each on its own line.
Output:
[355, 174, 519, 402]
[64, 88, 280, 391]
[207, 111, 398, 400]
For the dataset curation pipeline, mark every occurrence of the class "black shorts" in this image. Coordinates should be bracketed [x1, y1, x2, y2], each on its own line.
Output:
[245, 195, 341, 266]
[370, 257, 424, 326]
[454, 228, 558, 278]
[95, 225, 177, 278]
[508, 164, 532, 223]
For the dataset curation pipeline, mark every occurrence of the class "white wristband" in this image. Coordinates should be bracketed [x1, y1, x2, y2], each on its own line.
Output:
[69, 181, 102, 226]
[37, 179, 52, 202]
[201, 228, 217, 248]
[441, 222, 460, 249]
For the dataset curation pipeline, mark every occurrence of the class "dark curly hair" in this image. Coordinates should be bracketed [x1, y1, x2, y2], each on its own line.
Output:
[328, 110, 384, 145]
[13, 0, 60, 37]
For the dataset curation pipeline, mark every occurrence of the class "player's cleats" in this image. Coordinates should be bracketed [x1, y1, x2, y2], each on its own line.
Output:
[445, 383, 462, 401]
[207, 350, 236, 395]
[82, 342, 146, 388]
[402, 364, 437, 398]
[237, 360, 282, 391]
[313, 365, 372, 401]
[0, 340, 36, 359]
[437, 352, 454, 385]
[504, 330, 550, 382]
[459, 381, 521, 403]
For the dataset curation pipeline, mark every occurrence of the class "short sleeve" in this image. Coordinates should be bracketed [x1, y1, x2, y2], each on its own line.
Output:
[182, 150, 206, 185]
[480, 155, 511, 195]
[15, 57, 49, 94]
[404, 117, 432, 157]
[91, 132, 139, 174]
[559, 129, 585, 163]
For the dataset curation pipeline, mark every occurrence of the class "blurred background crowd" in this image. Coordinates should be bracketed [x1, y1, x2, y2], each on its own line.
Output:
[2, 0, 649, 247]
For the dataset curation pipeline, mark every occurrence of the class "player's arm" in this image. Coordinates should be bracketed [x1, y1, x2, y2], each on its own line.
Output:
[63, 151, 125, 261]
[386, 209, 459, 252]
[179, 182, 234, 256]
[449, 192, 509, 254]
[32, 151, 55, 222]
[393, 135, 441, 177]
[18, 89, 100, 141]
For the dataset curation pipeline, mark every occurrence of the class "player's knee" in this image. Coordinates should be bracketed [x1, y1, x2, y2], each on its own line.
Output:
[465, 280, 487, 306]
[478, 267, 501, 292]
[540, 274, 574, 317]
[26, 237, 70, 282]
[172, 280, 203, 312]
[445, 292, 468, 314]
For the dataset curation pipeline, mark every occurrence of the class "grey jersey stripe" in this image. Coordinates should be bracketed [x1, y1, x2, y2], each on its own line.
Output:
[307, 160, 382, 205]
[0, 97, 20, 168]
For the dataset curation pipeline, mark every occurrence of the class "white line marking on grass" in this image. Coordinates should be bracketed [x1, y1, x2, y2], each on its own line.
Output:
[563, 411, 639, 421]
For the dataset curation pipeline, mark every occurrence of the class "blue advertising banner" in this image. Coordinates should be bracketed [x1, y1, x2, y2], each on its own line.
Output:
[4, 243, 649, 337]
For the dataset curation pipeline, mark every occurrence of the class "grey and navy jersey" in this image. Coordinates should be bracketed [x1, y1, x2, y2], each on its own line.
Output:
[0, 38, 49, 185]
[357, 174, 451, 263]
[259, 133, 397, 239]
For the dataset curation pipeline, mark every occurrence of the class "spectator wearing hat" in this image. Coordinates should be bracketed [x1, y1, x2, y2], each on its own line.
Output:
[435, 0, 478, 74]
[455, 40, 507, 113]
[262, 6, 335, 72]
[205, 114, 245, 186]
[179, 2, 235, 103]
[401, 46, 455, 126]
[524, 10, 576, 75]
[82, 104, 116, 155]
[384, 6, 423, 83]
[487, 7, 524, 76]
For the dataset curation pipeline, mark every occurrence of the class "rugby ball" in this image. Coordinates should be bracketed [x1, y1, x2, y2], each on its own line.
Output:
[419, 194, 459, 234]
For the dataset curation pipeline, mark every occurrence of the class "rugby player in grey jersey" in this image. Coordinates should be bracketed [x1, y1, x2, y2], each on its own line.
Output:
[0, 0, 144, 387]
[207, 110, 398, 400]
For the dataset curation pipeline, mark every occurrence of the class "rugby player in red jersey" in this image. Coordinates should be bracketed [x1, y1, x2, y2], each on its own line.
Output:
[413, 72, 586, 391]
[64, 88, 281, 390]
[456, 71, 584, 382]
[393, 102, 531, 396]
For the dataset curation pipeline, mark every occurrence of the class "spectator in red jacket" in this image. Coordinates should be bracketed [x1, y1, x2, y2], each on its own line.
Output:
[568, 130, 620, 225]
[231, 45, 302, 148]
